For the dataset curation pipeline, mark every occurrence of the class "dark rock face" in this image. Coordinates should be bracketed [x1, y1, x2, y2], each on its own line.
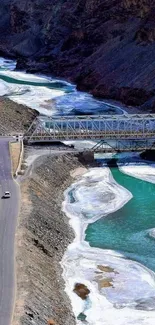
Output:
[1, 0, 155, 109]
[140, 149, 155, 161]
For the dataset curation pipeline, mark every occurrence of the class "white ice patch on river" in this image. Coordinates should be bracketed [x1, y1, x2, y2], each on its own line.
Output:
[0, 57, 125, 116]
[0, 73, 65, 116]
[0, 58, 71, 115]
[0, 69, 72, 85]
[120, 164, 155, 184]
[61, 167, 155, 325]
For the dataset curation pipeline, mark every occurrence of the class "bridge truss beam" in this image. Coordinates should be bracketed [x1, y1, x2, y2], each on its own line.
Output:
[91, 139, 155, 152]
[24, 114, 155, 151]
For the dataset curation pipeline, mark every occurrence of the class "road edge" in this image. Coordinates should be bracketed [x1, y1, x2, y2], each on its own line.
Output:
[9, 141, 21, 325]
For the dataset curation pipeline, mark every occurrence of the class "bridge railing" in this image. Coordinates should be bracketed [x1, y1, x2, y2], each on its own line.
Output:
[24, 114, 155, 142]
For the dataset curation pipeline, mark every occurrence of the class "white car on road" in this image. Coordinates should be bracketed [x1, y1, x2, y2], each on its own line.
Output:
[2, 191, 11, 198]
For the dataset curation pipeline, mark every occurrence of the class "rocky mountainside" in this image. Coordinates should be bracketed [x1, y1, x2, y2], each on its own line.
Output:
[1, 0, 155, 110]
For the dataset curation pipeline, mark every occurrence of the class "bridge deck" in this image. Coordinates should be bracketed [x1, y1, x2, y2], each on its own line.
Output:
[24, 114, 155, 150]
[26, 132, 155, 141]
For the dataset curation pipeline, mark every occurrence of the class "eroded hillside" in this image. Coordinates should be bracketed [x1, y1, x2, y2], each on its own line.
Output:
[1, 0, 155, 109]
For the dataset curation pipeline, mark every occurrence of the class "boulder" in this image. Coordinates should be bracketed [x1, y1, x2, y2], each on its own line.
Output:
[73, 283, 90, 300]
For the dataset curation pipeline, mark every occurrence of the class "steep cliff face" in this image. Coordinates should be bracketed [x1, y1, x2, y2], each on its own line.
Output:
[1, 0, 155, 109]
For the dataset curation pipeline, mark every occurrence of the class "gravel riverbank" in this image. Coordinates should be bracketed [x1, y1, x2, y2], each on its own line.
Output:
[13, 152, 89, 325]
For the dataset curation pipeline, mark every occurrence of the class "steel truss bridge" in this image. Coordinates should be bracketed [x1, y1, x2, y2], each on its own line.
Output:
[24, 114, 155, 152]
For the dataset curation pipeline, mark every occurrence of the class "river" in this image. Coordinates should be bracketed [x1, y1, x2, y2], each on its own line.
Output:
[1, 57, 155, 325]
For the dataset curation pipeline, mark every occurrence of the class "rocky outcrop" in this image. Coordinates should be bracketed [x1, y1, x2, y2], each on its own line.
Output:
[1, 1, 155, 109]
[140, 149, 155, 161]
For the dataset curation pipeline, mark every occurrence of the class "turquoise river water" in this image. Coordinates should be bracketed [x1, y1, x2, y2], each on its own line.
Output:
[86, 167, 155, 271]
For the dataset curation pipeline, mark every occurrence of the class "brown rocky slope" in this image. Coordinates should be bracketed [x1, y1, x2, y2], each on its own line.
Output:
[13, 153, 87, 325]
[1, 1, 155, 110]
[0, 97, 38, 134]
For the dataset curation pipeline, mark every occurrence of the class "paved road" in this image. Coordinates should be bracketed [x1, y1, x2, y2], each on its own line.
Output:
[0, 138, 19, 325]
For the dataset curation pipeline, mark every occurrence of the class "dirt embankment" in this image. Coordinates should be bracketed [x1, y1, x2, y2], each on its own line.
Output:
[13, 153, 88, 325]
[0, 97, 38, 135]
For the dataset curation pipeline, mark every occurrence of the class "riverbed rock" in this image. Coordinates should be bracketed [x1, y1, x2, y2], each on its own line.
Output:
[73, 283, 90, 300]
[97, 265, 115, 273]
[48, 319, 56, 325]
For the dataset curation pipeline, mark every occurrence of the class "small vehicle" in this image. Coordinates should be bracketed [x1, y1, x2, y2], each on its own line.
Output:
[2, 191, 11, 199]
